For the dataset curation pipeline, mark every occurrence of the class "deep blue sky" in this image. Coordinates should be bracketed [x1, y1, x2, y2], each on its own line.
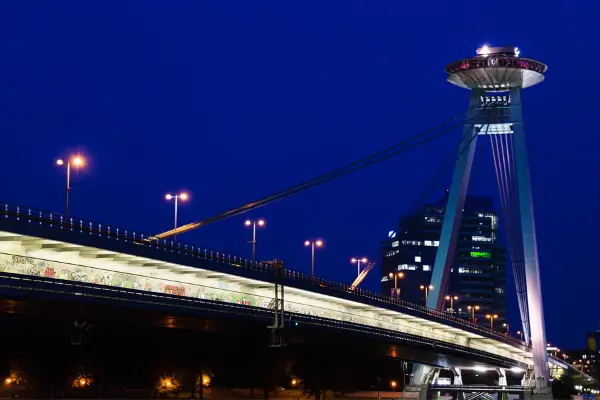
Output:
[1, 2, 597, 349]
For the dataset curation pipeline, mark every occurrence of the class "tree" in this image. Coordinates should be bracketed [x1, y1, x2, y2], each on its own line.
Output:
[552, 371, 577, 399]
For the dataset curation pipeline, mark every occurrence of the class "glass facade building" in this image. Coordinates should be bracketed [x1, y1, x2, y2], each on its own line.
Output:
[381, 192, 507, 329]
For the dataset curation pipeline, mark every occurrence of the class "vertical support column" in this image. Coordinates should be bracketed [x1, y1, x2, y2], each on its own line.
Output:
[497, 368, 507, 386]
[452, 368, 465, 400]
[432, 370, 440, 385]
[497, 368, 508, 400]
[452, 368, 463, 386]
[427, 89, 483, 311]
[509, 87, 550, 391]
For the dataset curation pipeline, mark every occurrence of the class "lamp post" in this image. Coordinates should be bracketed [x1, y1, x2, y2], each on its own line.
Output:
[503, 322, 510, 335]
[351, 257, 368, 277]
[419, 285, 434, 303]
[56, 156, 84, 219]
[304, 240, 323, 276]
[444, 295, 459, 313]
[244, 219, 265, 261]
[467, 305, 480, 322]
[388, 272, 404, 300]
[165, 193, 188, 240]
[516, 330, 524, 341]
[485, 314, 499, 331]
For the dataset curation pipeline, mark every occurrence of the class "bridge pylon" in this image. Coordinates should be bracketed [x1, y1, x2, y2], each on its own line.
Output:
[410, 45, 551, 398]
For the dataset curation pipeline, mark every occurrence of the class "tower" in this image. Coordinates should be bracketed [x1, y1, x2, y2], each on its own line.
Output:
[425, 45, 550, 392]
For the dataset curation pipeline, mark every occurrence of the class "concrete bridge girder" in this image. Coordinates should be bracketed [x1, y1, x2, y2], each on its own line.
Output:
[0, 230, 538, 370]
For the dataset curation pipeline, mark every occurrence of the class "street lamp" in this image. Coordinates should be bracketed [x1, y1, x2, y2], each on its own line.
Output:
[165, 193, 188, 240]
[388, 272, 404, 300]
[244, 219, 265, 261]
[56, 155, 85, 218]
[444, 295, 459, 313]
[467, 305, 480, 322]
[419, 285, 434, 303]
[516, 330, 524, 341]
[503, 322, 510, 335]
[485, 314, 499, 331]
[390, 381, 397, 391]
[304, 240, 323, 276]
[351, 257, 368, 277]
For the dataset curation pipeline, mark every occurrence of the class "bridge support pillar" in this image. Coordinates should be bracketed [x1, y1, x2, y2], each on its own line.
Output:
[510, 87, 551, 393]
[497, 368, 507, 386]
[451, 368, 465, 400]
[497, 368, 508, 400]
[451, 367, 463, 386]
[405, 365, 439, 400]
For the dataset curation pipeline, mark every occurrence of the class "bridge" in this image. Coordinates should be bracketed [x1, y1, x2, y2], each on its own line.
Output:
[0, 45, 587, 400]
[0, 203, 589, 390]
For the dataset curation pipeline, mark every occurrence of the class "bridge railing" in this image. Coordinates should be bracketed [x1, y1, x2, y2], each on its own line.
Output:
[0, 202, 525, 347]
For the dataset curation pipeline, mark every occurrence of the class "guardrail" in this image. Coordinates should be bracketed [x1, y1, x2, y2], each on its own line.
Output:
[0, 202, 526, 347]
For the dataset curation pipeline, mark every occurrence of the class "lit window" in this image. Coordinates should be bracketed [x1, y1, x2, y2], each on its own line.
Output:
[398, 264, 417, 271]
[471, 251, 491, 258]
[415, 256, 421, 262]
[424, 240, 432, 246]
[423, 265, 431, 271]
[391, 241, 399, 248]
[495, 288, 505, 294]
[434, 241, 440, 247]
[478, 213, 484, 217]
[472, 236, 492, 242]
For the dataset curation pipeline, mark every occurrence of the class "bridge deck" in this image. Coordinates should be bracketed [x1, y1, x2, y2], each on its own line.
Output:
[0, 203, 554, 370]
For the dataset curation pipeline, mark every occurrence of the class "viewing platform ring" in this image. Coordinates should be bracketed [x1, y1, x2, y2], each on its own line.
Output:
[445, 56, 547, 91]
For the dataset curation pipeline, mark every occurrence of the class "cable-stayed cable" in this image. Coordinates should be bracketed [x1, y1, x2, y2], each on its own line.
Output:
[352, 117, 484, 289]
[490, 125, 530, 342]
[152, 109, 480, 240]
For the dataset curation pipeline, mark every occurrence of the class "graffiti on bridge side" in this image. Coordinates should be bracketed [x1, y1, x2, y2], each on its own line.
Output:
[0, 253, 398, 333]
[0, 254, 260, 307]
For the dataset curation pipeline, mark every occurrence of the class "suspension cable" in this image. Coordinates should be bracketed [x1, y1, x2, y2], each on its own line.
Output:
[151, 109, 479, 240]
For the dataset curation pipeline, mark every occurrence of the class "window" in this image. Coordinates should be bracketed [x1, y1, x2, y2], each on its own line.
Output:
[423, 265, 431, 271]
[470, 251, 491, 258]
[459, 267, 483, 274]
[415, 256, 422, 262]
[495, 288, 505, 294]
[472, 236, 492, 242]
[424, 240, 433, 246]
[398, 264, 417, 271]
[391, 241, 399, 248]
[434, 241, 440, 247]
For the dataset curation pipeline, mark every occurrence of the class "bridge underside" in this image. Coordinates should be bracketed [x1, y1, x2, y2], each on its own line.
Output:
[0, 273, 523, 371]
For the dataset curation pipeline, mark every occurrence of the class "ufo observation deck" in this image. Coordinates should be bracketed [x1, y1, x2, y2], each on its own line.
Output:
[445, 46, 547, 92]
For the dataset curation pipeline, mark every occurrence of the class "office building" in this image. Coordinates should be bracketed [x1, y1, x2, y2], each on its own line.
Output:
[381, 192, 507, 329]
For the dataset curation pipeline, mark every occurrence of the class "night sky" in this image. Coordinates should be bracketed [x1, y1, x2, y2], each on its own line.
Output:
[1, 2, 597, 349]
